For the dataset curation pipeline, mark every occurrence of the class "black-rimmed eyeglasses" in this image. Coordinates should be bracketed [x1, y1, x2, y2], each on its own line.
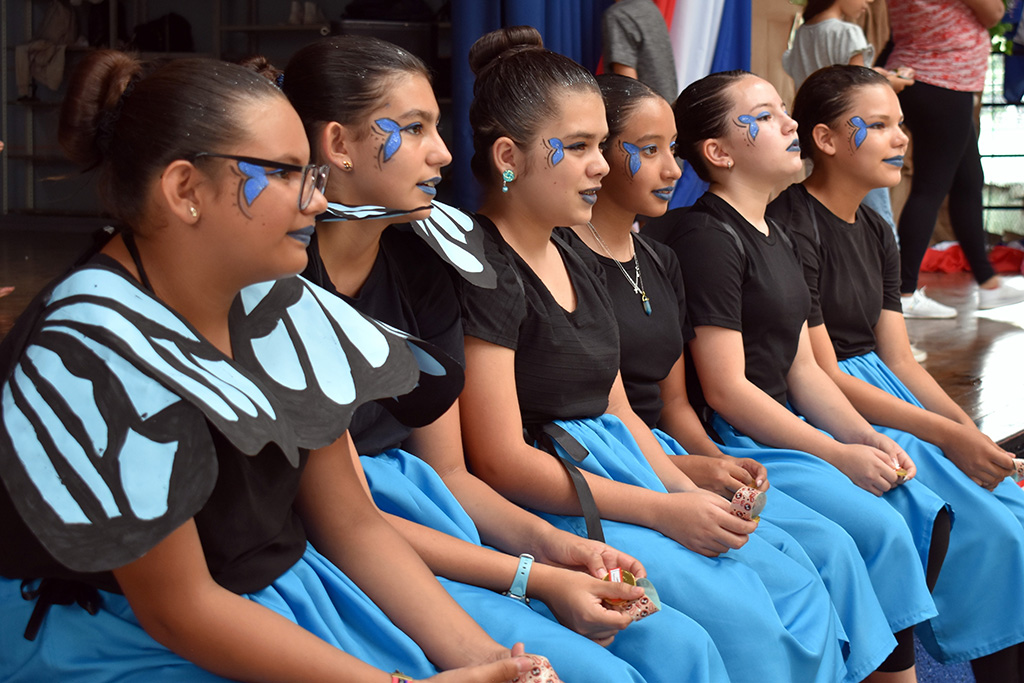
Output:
[193, 153, 330, 211]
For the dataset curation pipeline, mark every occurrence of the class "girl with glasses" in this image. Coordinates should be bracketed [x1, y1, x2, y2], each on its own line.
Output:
[455, 26, 850, 683]
[0, 50, 534, 682]
[768, 63, 1024, 682]
[281, 34, 723, 682]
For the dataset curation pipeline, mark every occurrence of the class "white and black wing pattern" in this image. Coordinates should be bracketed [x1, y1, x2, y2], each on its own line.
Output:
[0, 266, 237, 572]
[409, 201, 497, 289]
[0, 266, 462, 573]
[320, 201, 431, 223]
[231, 276, 464, 436]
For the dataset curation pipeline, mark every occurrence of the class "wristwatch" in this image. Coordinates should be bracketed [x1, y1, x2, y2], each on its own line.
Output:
[503, 553, 534, 604]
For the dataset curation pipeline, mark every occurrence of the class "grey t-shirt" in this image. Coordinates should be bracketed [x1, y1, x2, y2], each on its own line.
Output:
[603, 0, 678, 101]
[783, 18, 875, 90]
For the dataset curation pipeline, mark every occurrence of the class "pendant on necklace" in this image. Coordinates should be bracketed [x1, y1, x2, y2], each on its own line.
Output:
[641, 292, 652, 316]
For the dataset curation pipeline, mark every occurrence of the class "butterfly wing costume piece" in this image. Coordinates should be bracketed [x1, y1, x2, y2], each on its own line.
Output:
[319, 200, 497, 289]
[0, 263, 462, 574]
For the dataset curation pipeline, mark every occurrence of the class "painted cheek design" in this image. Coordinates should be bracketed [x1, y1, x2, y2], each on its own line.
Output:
[547, 138, 565, 166]
[737, 114, 760, 142]
[848, 116, 869, 149]
[622, 141, 642, 177]
[237, 161, 281, 213]
[374, 118, 421, 163]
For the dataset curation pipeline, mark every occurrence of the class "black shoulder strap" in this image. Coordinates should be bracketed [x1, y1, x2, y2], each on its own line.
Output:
[632, 233, 667, 274]
[717, 222, 746, 260]
[525, 422, 605, 542]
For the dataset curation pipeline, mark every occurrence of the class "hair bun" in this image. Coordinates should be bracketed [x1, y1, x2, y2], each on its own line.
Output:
[59, 50, 143, 169]
[468, 25, 544, 77]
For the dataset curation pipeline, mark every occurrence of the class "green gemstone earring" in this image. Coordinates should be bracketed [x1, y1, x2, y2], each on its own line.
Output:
[501, 169, 515, 193]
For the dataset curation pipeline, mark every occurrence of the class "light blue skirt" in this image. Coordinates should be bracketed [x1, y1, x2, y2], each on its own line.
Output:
[361, 449, 728, 683]
[711, 411, 942, 642]
[0, 544, 439, 682]
[526, 414, 848, 683]
[652, 428, 896, 683]
[840, 351, 1024, 663]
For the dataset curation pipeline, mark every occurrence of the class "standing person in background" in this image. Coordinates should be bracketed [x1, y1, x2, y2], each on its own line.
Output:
[886, 0, 1024, 316]
[602, 0, 679, 102]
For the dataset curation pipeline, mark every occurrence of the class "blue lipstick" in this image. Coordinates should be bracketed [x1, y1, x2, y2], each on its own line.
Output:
[786, 139, 801, 152]
[417, 177, 441, 197]
[652, 187, 675, 201]
[288, 225, 315, 245]
[883, 156, 904, 167]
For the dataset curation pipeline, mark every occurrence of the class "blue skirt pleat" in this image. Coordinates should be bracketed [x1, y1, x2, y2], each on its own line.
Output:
[712, 414, 940, 639]
[653, 428, 896, 683]
[532, 414, 848, 683]
[840, 351, 1024, 663]
[0, 544, 439, 682]
[361, 449, 728, 683]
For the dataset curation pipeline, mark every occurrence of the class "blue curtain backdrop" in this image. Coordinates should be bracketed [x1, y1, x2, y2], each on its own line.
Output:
[450, 0, 751, 211]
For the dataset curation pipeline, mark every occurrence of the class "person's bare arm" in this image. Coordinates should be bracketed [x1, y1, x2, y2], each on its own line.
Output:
[961, 0, 1006, 28]
[807, 311, 1012, 488]
[460, 335, 755, 557]
[609, 63, 639, 80]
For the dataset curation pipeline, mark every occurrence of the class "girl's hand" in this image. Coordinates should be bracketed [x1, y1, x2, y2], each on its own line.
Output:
[832, 443, 903, 496]
[533, 567, 640, 645]
[941, 424, 1014, 490]
[532, 530, 646, 580]
[857, 431, 916, 482]
[673, 454, 768, 498]
[423, 643, 536, 682]
[655, 490, 757, 557]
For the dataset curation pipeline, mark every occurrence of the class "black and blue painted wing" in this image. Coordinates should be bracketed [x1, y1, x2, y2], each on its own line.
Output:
[0, 265, 461, 572]
[407, 201, 497, 289]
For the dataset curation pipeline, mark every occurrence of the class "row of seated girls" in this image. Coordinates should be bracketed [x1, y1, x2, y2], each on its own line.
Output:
[1, 22, 1023, 683]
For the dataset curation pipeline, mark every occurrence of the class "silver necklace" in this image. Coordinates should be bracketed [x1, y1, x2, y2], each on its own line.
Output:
[586, 221, 651, 316]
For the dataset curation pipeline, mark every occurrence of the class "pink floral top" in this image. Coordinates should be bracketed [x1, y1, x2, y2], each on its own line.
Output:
[887, 0, 992, 92]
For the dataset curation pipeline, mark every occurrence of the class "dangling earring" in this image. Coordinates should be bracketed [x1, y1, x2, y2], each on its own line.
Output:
[189, 205, 199, 219]
[501, 169, 515, 193]
[341, 159, 353, 171]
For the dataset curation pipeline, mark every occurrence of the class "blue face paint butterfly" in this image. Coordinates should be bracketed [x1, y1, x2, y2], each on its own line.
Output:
[622, 141, 642, 177]
[737, 115, 760, 142]
[237, 161, 281, 206]
[375, 118, 420, 163]
[547, 138, 565, 166]
[849, 116, 869, 149]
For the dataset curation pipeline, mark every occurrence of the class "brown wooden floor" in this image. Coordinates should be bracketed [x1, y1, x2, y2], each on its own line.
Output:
[2, 217, 1023, 449]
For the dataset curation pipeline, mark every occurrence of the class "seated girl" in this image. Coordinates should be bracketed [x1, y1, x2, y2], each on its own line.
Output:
[567, 72, 896, 682]
[0, 51, 533, 683]
[644, 69, 952, 682]
[768, 63, 1024, 682]
[279, 35, 723, 682]
[456, 26, 850, 683]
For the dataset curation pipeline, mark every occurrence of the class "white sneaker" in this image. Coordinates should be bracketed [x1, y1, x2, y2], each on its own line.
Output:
[901, 289, 957, 319]
[909, 343, 928, 363]
[978, 279, 1024, 310]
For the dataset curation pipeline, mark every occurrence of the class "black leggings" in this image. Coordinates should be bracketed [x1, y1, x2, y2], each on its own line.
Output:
[877, 507, 952, 672]
[896, 81, 994, 292]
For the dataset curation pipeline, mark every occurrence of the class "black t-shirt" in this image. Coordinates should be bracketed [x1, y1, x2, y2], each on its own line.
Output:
[559, 228, 692, 428]
[457, 217, 620, 427]
[644, 192, 811, 406]
[303, 227, 465, 455]
[768, 184, 902, 361]
[0, 421, 308, 596]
